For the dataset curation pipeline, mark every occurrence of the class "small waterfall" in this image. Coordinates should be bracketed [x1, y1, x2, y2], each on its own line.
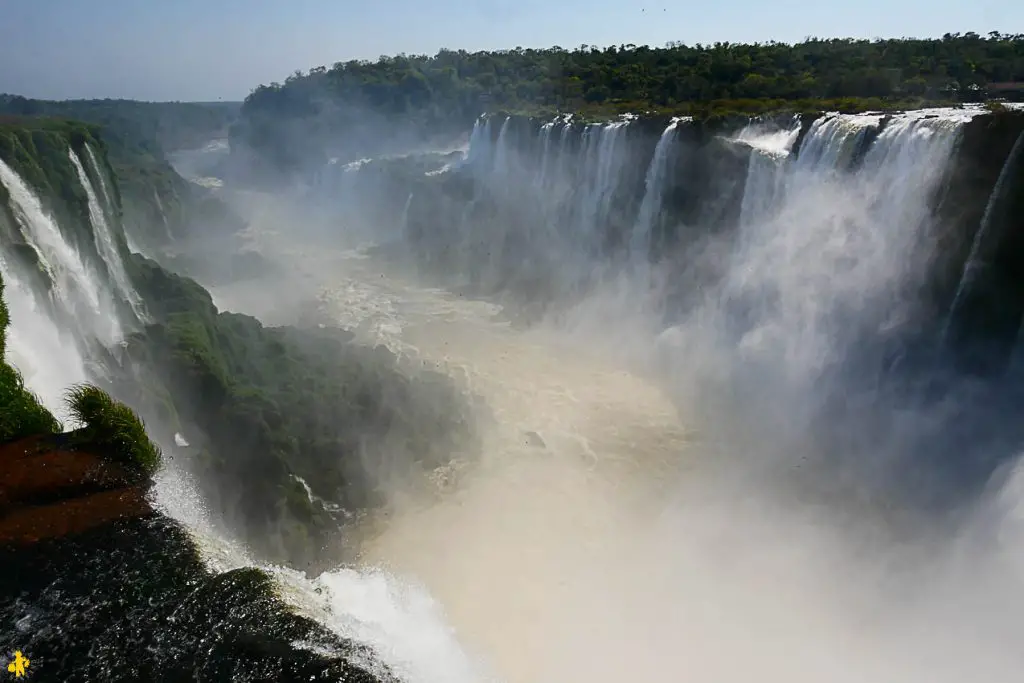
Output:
[734, 120, 801, 229]
[535, 122, 556, 190]
[943, 130, 1024, 359]
[69, 148, 147, 322]
[124, 229, 143, 255]
[490, 117, 513, 191]
[0, 156, 122, 346]
[630, 118, 681, 261]
[576, 121, 629, 243]
[271, 567, 494, 683]
[0, 255, 88, 418]
[399, 192, 414, 236]
[794, 114, 882, 171]
[84, 145, 116, 223]
[464, 117, 493, 169]
[152, 188, 173, 242]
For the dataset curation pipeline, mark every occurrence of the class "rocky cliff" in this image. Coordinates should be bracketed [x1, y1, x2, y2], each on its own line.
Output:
[0, 434, 392, 683]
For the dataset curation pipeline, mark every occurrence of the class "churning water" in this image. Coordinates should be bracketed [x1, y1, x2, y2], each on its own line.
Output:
[5, 105, 1024, 682]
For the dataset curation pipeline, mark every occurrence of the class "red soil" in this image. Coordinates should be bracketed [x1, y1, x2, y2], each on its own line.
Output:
[0, 435, 152, 544]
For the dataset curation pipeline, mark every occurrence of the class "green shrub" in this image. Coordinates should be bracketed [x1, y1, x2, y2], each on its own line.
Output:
[65, 383, 162, 477]
[0, 364, 62, 442]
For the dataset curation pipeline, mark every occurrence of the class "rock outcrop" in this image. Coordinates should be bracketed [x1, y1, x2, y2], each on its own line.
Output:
[0, 433, 392, 682]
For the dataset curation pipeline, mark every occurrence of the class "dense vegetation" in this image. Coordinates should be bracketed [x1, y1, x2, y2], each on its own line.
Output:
[0, 95, 238, 163]
[0, 117, 109, 244]
[121, 256, 479, 565]
[2, 114, 478, 566]
[0, 97, 244, 252]
[65, 383, 162, 478]
[232, 33, 1024, 173]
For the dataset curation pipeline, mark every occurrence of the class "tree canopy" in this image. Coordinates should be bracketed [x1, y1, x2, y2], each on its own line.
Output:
[243, 34, 1024, 117]
[231, 33, 1024, 173]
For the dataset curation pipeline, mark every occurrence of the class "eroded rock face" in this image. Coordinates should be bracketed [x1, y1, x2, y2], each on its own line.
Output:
[0, 435, 394, 683]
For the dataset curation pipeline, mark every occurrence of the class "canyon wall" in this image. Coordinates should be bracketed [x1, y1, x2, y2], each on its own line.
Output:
[323, 107, 1024, 376]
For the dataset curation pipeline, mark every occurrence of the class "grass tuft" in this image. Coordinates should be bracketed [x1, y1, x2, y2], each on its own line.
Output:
[65, 383, 162, 477]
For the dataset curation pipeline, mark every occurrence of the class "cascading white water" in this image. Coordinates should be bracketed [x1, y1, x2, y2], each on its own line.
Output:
[9, 105, 1023, 683]
[711, 112, 967, 385]
[277, 101, 1024, 679]
[68, 148, 147, 321]
[464, 117, 493, 169]
[147, 445, 493, 683]
[732, 119, 801, 228]
[535, 122, 555, 191]
[0, 156, 122, 346]
[574, 121, 629, 243]
[490, 117, 513, 186]
[0, 255, 88, 418]
[152, 188, 174, 242]
[277, 107, 1024, 683]
[84, 145, 115, 220]
[399, 193, 414, 235]
[630, 118, 682, 261]
[793, 113, 882, 171]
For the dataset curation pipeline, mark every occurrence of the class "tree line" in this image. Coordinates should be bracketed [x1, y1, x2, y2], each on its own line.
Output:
[231, 33, 1024, 172]
[243, 33, 1024, 119]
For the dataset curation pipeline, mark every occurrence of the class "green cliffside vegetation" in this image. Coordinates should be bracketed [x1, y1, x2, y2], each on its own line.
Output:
[0, 118, 115, 248]
[0, 96, 238, 162]
[120, 256, 480, 565]
[1, 269, 392, 682]
[0, 96, 245, 252]
[1, 116, 480, 568]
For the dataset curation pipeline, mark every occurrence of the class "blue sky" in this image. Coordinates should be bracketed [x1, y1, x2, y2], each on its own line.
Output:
[0, 0, 1019, 102]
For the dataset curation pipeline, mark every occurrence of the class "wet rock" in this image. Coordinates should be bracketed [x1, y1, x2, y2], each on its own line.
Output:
[0, 435, 395, 682]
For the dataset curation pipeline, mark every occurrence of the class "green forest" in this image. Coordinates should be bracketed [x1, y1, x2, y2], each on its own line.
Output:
[247, 33, 1024, 116]
[0, 95, 238, 163]
[232, 33, 1024, 172]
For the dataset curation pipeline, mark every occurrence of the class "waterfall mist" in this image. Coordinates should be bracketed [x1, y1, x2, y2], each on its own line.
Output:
[5, 103, 1023, 682]
[304, 109, 1024, 683]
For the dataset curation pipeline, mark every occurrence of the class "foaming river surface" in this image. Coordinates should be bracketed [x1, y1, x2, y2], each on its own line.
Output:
[201, 221, 1024, 683]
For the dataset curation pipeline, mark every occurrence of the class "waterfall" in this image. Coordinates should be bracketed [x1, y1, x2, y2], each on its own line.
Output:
[68, 148, 147, 322]
[464, 116, 493, 169]
[149, 452, 493, 683]
[2, 152, 492, 683]
[84, 144, 116, 222]
[794, 114, 882, 171]
[536, 122, 556, 190]
[399, 192, 414, 236]
[0, 156, 122, 346]
[0, 254, 88, 418]
[734, 120, 801, 230]
[490, 117, 513, 191]
[943, 130, 1024, 358]
[152, 188, 173, 242]
[719, 112, 967, 381]
[630, 118, 681, 262]
[575, 121, 629, 245]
